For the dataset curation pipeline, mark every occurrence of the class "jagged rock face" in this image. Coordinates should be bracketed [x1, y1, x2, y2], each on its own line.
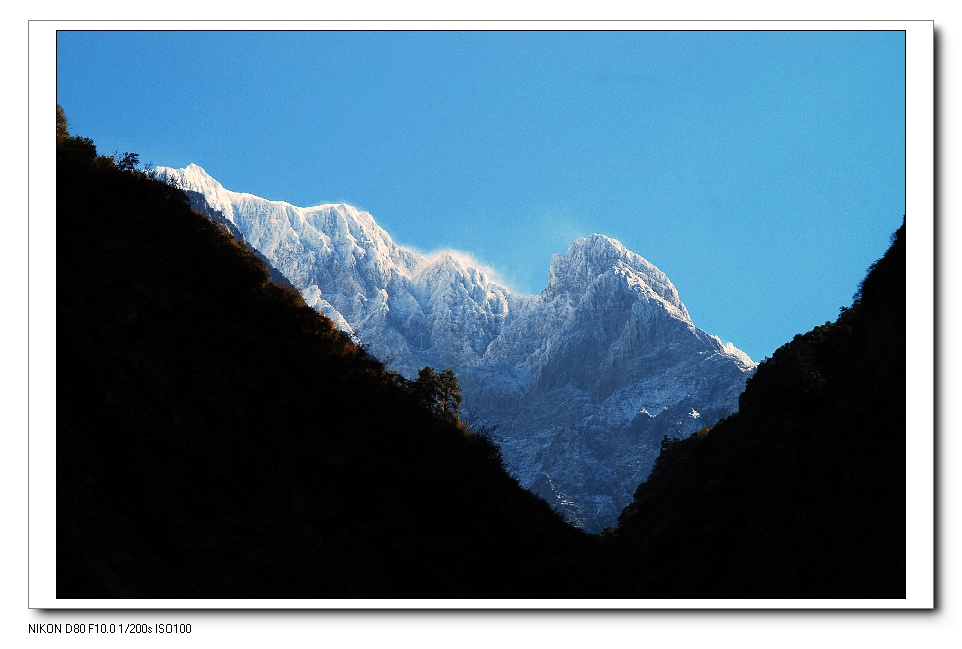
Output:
[157, 164, 755, 531]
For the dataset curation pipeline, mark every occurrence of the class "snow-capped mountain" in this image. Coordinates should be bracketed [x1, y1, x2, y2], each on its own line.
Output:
[156, 164, 755, 531]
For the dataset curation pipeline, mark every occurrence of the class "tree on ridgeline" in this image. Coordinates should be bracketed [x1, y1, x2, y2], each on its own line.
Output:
[412, 366, 463, 424]
[114, 151, 141, 172]
[56, 104, 69, 143]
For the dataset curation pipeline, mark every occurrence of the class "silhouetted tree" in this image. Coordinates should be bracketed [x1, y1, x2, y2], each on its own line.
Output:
[412, 366, 463, 423]
[114, 151, 140, 172]
[56, 104, 69, 143]
[437, 368, 463, 422]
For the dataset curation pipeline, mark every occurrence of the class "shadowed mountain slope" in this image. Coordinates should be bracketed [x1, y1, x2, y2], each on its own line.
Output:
[603, 221, 907, 598]
[56, 126, 601, 599]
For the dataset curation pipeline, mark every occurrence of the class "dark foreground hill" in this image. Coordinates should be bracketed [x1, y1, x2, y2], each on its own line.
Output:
[56, 124, 601, 598]
[604, 220, 906, 598]
[56, 109, 907, 600]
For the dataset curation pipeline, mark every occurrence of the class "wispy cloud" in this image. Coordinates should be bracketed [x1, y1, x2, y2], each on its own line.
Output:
[534, 204, 590, 252]
[407, 244, 515, 291]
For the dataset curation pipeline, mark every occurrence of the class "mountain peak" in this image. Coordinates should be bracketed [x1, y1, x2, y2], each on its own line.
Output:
[575, 232, 625, 253]
[544, 234, 689, 321]
[175, 163, 223, 190]
[159, 165, 752, 531]
[155, 164, 238, 223]
[554, 234, 655, 280]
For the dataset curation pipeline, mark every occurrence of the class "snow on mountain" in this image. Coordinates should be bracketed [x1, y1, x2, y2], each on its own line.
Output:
[156, 164, 756, 531]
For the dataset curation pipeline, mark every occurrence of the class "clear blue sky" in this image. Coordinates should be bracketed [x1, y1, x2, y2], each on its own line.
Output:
[56, 29, 905, 361]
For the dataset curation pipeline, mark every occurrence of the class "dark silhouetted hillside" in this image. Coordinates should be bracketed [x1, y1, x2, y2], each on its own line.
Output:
[56, 114, 601, 598]
[56, 105, 909, 600]
[605, 221, 906, 598]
